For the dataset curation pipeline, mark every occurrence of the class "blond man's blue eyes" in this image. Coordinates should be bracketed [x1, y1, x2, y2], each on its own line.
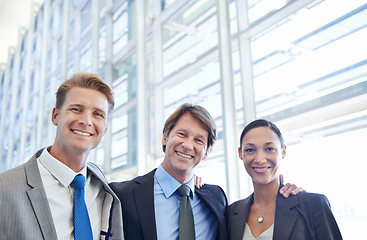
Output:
[70, 108, 104, 118]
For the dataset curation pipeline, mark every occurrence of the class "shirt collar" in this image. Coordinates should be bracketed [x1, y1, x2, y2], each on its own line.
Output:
[155, 164, 195, 199]
[38, 146, 88, 187]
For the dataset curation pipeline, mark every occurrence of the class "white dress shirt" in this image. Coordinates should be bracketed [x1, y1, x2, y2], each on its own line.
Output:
[243, 223, 274, 240]
[37, 147, 104, 240]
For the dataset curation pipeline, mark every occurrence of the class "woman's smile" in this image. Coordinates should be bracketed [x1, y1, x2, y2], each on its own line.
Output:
[252, 166, 271, 174]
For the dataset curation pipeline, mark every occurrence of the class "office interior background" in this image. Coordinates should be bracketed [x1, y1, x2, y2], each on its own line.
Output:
[0, 0, 366, 238]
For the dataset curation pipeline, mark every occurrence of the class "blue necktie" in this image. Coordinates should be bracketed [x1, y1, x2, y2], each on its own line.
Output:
[177, 185, 195, 240]
[70, 174, 93, 240]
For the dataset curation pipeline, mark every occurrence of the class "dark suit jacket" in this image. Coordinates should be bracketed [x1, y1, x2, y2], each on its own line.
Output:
[110, 168, 228, 240]
[0, 148, 123, 240]
[226, 186, 343, 240]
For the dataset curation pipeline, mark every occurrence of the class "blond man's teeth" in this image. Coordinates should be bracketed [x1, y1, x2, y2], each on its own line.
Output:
[177, 152, 192, 159]
[73, 130, 91, 136]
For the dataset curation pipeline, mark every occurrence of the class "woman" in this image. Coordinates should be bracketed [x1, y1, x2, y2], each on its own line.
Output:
[226, 119, 342, 240]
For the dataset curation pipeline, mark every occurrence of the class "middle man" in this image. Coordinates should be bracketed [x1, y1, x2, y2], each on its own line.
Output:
[110, 103, 227, 240]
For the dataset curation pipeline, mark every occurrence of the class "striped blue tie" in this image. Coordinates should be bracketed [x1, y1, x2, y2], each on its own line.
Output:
[70, 174, 93, 240]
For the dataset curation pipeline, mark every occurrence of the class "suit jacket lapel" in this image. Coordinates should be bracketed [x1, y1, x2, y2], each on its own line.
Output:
[196, 187, 227, 240]
[230, 194, 253, 240]
[273, 193, 299, 240]
[229, 186, 300, 240]
[25, 150, 58, 239]
[196, 188, 222, 219]
[134, 170, 157, 240]
[87, 163, 123, 239]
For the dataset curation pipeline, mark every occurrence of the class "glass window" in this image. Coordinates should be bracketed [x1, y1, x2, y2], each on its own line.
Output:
[163, 60, 220, 106]
[110, 52, 138, 171]
[42, 115, 49, 142]
[249, 1, 367, 238]
[111, 134, 128, 159]
[34, 14, 38, 31]
[17, 83, 23, 109]
[162, 0, 178, 10]
[112, 113, 128, 134]
[162, 0, 218, 77]
[10, 142, 18, 168]
[49, 15, 54, 35]
[57, 37, 63, 66]
[110, 108, 137, 170]
[67, 59, 74, 78]
[68, 9, 75, 51]
[146, 38, 154, 85]
[251, 0, 367, 119]
[14, 113, 20, 139]
[80, 40, 92, 71]
[112, 2, 132, 55]
[112, 53, 137, 107]
[81, 1, 92, 35]
[247, 0, 287, 23]
[46, 50, 52, 73]
[95, 146, 105, 171]
[282, 127, 367, 239]
[58, 1, 63, 30]
[99, 19, 106, 63]
[24, 133, 32, 163]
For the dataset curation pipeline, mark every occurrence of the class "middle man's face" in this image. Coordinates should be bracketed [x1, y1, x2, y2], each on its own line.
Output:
[162, 113, 208, 182]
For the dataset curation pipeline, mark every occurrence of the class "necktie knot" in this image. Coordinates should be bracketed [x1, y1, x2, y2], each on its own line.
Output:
[71, 174, 85, 190]
[177, 184, 191, 198]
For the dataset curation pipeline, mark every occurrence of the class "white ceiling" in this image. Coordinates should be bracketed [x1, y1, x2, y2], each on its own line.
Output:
[0, 0, 33, 64]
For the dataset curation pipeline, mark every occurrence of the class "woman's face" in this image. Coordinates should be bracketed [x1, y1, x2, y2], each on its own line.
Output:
[238, 126, 286, 185]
